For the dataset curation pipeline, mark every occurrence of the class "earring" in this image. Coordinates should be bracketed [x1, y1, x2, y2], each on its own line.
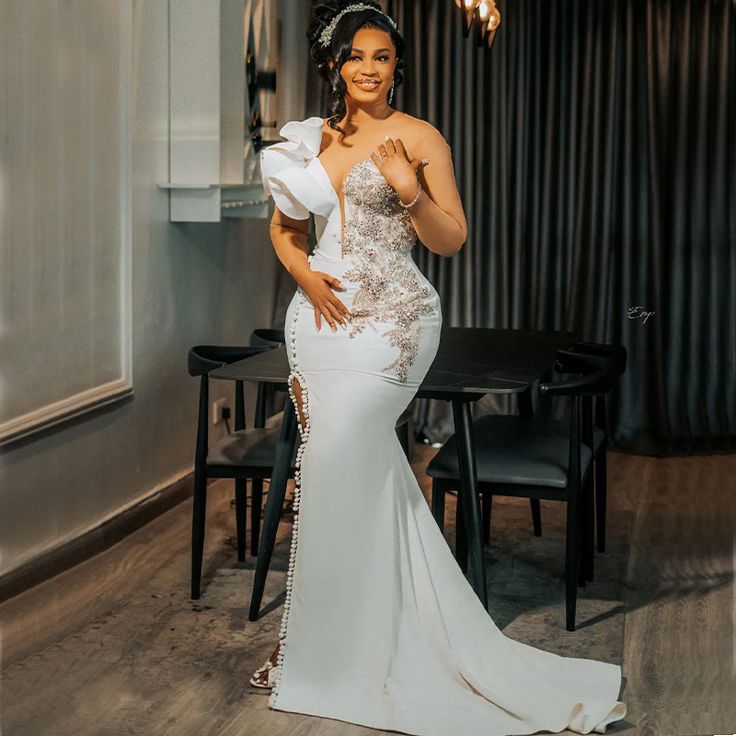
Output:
[388, 80, 395, 105]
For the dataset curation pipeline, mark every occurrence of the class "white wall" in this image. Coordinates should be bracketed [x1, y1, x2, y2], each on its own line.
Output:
[0, 0, 307, 577]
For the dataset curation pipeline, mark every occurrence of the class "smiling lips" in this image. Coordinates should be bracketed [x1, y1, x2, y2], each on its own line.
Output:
[355, 79, 381, 89]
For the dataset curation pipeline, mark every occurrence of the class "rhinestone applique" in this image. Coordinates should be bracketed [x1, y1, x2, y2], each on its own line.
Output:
[341, 159, 437, 382]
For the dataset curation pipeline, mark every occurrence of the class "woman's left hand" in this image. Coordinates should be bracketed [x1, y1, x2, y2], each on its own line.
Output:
[370, 136, 430, 205]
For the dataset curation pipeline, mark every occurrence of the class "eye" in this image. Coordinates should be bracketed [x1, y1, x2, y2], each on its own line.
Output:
[348, 54, 391, 61]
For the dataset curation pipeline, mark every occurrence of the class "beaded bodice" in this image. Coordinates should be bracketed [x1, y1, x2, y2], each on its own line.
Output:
[341, 158, 417, 255]
[339, 158, 437, 382]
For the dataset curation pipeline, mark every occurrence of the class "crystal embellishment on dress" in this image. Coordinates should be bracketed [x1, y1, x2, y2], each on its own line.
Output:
[341, 158, 436, 382]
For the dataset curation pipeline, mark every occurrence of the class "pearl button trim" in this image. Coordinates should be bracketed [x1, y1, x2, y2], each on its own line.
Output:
[268, 255, 314, 709]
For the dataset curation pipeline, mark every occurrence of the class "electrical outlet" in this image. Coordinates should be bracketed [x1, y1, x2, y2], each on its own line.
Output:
[212, 398, 227, 425]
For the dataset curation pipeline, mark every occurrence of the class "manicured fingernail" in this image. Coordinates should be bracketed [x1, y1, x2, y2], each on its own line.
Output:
[384, 135, 390, 140]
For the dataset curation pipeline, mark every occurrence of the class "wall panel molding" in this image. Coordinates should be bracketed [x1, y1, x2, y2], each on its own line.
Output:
[0, 1, 133, 446]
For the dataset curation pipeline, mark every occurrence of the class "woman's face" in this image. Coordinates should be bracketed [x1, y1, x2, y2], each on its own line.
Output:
[336, 27, 397, 104]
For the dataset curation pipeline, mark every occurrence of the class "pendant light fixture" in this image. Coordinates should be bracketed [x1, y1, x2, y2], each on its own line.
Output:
[454, 0, 502, 50]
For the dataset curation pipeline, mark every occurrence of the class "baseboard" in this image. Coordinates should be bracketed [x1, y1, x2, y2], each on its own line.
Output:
[0, 472, 194, 604]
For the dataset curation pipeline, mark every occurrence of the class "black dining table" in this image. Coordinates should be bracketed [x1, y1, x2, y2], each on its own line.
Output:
[210, 326, 576, 620]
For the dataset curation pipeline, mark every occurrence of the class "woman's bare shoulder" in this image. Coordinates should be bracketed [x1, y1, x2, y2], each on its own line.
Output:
[399, 112, 435, 131]
[398, 114, 449, 152]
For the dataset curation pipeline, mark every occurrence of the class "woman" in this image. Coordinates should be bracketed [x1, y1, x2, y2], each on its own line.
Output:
[252, 3, 627, 735]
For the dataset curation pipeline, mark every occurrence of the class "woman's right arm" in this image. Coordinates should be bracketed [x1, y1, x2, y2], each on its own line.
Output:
[268, 206, 352, 332]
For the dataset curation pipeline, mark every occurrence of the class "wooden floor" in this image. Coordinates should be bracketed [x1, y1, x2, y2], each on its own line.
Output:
[1, 443, 734, 736]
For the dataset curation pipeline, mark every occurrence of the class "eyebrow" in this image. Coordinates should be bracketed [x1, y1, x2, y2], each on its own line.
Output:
[350, 47, 392, 53]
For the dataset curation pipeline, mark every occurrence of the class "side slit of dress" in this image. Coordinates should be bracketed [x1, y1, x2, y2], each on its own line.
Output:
[268, 273, 312, 709]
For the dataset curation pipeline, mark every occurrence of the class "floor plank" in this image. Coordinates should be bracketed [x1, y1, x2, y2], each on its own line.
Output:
[618, 453, 736, 736]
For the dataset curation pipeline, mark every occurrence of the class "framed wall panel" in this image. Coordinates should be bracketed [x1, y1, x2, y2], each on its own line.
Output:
[0, 1, 133, 445]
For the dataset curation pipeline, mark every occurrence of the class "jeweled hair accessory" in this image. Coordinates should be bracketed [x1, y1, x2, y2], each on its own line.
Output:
[318, 3, 398, 48]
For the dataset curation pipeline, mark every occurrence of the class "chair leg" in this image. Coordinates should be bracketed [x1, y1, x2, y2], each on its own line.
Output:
[583, 471, 595, 581]
[250, 478, 264, 557]
[575, 469, 595, 587]
[481, 490, 492, 544]
[577, 492, 587, 588]
[397, 421, 410, 461]
[191, 469, 207, 600]
[565, 490, 581, 631]
[455, 490, 468, 574]
[530, 498, 542, 536]
[249, 396, 298, 621]
[595, 449, 608, 552]
[431, 479, 445, 533]
[452, 400, 488, 608]
[235, 479, 247, 562]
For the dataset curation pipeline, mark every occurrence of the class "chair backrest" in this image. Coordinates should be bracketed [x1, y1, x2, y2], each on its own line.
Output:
[187, 345, 273, 377]
[248, 329, 289, 425]
[549, 349, 623, 393]
[249, 328, 285, 348]
[552, 345, 626, 435]
[571, 340, 627, 376]
[539, 350, 619, 398]
[188, 344, 277, 464]
[539, 351, 621, 490]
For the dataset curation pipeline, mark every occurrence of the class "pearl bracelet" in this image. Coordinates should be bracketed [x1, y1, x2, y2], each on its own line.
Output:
[398, 184, 422, 210]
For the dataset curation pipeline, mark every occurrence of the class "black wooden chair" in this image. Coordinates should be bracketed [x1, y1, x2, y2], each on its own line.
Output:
[246, 329, 287, 553]
[426, 350, 621, 631]
[469, 342, 627, 568]
[187, 342, 294, 600]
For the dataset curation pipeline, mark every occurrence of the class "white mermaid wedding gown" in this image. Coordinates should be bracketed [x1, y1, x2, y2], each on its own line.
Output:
[258, 116, 627, 736]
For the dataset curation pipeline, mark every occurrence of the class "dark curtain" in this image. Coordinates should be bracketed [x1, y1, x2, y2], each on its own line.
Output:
[302, 0, 735, 456]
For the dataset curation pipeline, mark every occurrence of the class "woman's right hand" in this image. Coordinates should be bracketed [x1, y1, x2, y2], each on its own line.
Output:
[299, 270, 352, 332]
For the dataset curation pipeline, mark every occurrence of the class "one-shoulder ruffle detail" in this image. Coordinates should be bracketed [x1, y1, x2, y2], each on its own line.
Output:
[259, 116, 333, 219]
